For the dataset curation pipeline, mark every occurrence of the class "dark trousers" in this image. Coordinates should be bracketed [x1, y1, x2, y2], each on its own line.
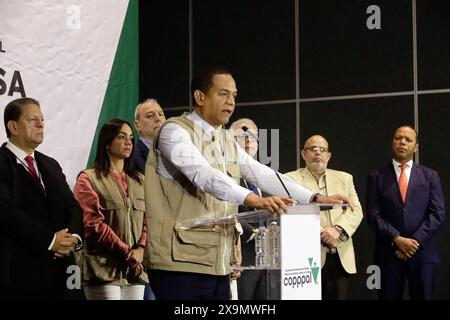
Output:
[321, 253, 350, 300]
[149, 270, 231, 300]
[378, 256, 437, 300]
[238, 270, 268, 300]
[8, 282, 66, 300]
[143, 283, 155, 300]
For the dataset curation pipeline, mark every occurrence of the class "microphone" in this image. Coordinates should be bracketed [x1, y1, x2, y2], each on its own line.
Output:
[241, 125, 259, 142]
[212, 128, 224, 157]
[275, 171, 292, 199]
[212, 125, 224, 142]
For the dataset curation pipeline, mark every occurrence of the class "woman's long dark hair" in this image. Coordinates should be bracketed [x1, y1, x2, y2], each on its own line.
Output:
[93, 118, 142, 184]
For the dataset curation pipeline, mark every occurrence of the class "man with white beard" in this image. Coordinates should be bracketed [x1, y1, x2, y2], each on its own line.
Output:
[285, 135, 363, 300]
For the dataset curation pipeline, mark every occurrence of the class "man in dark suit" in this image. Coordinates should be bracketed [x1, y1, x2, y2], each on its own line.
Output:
[132, 99, 166, 173]
[0, 97, 83, 299]
[366, 125, 446, 300]
[229, 118, 270, 300]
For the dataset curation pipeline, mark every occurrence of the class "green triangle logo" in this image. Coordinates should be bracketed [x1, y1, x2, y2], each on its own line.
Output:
[311, 262, 320, 284]
[308, 257, 320, 284]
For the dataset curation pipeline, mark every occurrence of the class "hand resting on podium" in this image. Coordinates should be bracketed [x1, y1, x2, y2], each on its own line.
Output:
[243, 192, 296, 214]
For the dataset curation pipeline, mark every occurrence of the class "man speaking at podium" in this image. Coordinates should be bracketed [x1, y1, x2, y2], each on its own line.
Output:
[144, 67, 349, 300]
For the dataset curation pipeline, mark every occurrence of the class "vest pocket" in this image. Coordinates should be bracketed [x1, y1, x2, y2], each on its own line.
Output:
[130, 198, 145, 245]
[172, 229, 221, 267]
[99, 198, 126, 210]
[132, 197, 145, 211]
[76, 250, 123, 282]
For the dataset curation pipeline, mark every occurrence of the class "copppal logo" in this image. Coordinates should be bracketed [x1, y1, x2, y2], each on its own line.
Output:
[283, 258, 320, 288]
[308, 257, 320, 284]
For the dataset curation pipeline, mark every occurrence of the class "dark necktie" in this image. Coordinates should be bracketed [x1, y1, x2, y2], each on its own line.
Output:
[246, 182, 265, 227]
[24, 155, 40, 182]
[247, 182, 259, 196]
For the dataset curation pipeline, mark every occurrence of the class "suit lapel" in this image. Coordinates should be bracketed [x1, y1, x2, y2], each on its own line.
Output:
[387, 162, 418, 204]
[386, 163, 403, 204]
[325, 170, 338, 198]
[138, 139, 149, 159]
[35, 153, 53, 197]
[299, 168, 320, 193]
[324, 170, 340, 224]
[2, 145, 45, 192]
[406, 163, 419, 203]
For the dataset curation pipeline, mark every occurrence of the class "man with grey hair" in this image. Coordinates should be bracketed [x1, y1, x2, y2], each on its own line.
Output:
[229, 118, 258, 158]
[229, 118, 271, 300]
[132, 99, 165, 300]
[132, 99, 166, 172]
[285, 135, 363, 300]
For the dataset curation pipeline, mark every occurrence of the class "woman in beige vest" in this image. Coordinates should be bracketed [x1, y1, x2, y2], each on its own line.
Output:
[74, 119, 148, 300]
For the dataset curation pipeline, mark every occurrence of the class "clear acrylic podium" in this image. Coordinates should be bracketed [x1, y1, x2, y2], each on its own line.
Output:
[188, 204, 347, 300]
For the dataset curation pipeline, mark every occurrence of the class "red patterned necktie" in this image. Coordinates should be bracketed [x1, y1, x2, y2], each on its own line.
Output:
[24, 155, 40, 182]
[398, 163, 408, 203]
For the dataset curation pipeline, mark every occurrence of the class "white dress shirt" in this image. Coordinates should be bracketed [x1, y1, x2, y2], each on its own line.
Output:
[156, 111, 314, 205]
[6, 141, 43, 184]
[392, 158, 413, 183]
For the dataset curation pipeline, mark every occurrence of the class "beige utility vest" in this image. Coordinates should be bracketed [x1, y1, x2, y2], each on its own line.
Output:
[77, 169, 147, 284]
[144, 114, 241, 275]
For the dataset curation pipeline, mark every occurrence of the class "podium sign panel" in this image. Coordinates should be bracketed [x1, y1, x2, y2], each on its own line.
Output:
[280, 205, 321, 300]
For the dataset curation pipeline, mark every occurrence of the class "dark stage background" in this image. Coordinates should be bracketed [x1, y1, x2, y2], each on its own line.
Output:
[139, 0, 449, 299]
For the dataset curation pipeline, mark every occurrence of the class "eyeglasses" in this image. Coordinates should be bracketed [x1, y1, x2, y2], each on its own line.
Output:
[303, 146, 329, 153]
[235, 132, 258, 142]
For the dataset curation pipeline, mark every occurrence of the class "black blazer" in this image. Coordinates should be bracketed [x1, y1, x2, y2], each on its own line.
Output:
[131, 138, 150, 173]
[0, 143, 83, 298]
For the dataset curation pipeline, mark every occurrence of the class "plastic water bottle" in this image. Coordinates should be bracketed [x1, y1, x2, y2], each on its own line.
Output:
[255, 227, 267, 268]
[270, 224, 280, 268]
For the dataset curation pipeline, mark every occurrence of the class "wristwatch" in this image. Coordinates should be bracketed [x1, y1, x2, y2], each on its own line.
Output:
[334, 225, 349, 241]
[311, 193, 321, 203]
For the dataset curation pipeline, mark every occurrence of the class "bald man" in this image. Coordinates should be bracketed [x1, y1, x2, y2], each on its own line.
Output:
[285, 135, 363, 300]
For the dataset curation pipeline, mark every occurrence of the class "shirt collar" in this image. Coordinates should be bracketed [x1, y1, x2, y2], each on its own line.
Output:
[5, 141, 35, 162]
[139, 137, 153, 149]
[307, 167, 326, 182]
[187, 111, 218, 139]
[392, 158, 413, 169]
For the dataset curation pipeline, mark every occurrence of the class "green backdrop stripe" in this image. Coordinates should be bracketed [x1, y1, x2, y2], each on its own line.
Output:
[86, 0, 139, 167]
